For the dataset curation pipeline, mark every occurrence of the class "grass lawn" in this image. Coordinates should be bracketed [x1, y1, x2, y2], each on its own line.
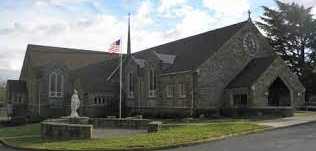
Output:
[0, 123, 40, 138]
[0, 122, 266, 150]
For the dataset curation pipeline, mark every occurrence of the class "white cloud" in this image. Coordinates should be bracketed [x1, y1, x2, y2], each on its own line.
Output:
[31, 0, 91, 6]
[0, 1, 124, 70]
[203, 0, 250, 18]
[174, 8, 216, 37]
[0, 0, 162, 70]
[133, 0, 217, 50]
[0, 0, 254, 72]
[158, 0, 185, 11]
[158, 0, 187, 17]
[134, 1, 154, 28]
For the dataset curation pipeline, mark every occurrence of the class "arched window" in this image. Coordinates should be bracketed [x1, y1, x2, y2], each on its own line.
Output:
[94, 97, 97, 104]
[98, 96, 101, 104]
[128, 72, 134, 98]
[148, 69, 156, 97]
[49, 71, 64, 97]
[49, 72, 57, 95]
[56, 73, 63, 96]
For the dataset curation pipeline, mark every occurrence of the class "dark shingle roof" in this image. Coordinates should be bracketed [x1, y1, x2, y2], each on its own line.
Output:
[133, 21, 249, 73]
[6, 80, 27, 93]
[73, 57, 120, 92]
[26, 44, 112, 71]
[226, 56, 277, 89]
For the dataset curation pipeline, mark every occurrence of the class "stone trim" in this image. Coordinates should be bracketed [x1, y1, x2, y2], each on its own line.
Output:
[89, 118, 152, 129]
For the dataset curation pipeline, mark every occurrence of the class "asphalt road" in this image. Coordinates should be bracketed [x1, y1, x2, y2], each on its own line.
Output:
[163, 122, 316, 151]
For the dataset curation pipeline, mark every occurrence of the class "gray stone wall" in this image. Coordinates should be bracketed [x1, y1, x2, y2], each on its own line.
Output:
[21, 64, 37, 117]
[123, 22, 296, 117]
[124, 55, 163, 115]
[35, 65, 71, 118]
[80, 92, 117, 117]
[196, 22, 274, 112]
[20, 60, 120, 119]
[125, 58, 140, 108]
[221, 56, 305, 117]
[159, 72, 193, 109]
[251, 57, 305, 107]
[223, 87, 250, 107]
[125, 55, 195, 116]
[41, 121, 92, 139]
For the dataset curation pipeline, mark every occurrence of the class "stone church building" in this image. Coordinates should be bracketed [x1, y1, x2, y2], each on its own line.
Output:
[6, 19, 305, 119]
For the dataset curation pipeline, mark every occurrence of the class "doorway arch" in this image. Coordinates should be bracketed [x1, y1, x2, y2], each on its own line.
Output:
[268, 77, 291, 106]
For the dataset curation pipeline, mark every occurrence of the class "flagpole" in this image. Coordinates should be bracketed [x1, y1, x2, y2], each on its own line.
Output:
[119, 37, 123, 119]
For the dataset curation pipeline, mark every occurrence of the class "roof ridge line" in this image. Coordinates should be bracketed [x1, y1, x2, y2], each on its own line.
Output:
[27, 44, 112, 54]
[133, 20, 248, 55]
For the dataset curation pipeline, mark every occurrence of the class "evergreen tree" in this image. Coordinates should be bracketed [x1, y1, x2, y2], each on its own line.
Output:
[257, 0, 316, 96]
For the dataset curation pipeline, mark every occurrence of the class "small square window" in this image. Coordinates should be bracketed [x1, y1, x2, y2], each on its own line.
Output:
[148, 90, 156, 98]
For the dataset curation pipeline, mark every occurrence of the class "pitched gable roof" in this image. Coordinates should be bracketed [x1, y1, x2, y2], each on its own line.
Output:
[73, 57, 120, 92]
[133, 21, 249, 73]
[226, 56, 277, 89]
[25, 44, 112, 71]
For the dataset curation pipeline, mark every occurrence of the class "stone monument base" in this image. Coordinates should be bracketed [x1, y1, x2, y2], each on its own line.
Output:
[41, 117, 92, 139]
[60, 116, 90, 124]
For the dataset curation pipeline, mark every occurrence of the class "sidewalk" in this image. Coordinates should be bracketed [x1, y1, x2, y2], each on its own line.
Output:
[257, 111, 316, 128]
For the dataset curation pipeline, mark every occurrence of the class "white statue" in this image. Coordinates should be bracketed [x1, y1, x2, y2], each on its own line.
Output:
[70, 89, 80, 118]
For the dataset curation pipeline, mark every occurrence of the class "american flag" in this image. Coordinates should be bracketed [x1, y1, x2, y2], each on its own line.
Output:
[108, 39, 121, 54]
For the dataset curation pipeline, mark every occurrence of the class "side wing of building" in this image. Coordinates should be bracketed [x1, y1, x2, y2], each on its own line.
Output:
[13, 44, 120, 119]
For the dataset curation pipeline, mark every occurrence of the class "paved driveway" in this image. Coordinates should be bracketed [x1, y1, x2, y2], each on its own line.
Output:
[163, 122, 316, 151]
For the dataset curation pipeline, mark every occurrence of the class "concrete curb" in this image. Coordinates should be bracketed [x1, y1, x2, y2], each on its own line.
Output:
[1, 120, 316, 151]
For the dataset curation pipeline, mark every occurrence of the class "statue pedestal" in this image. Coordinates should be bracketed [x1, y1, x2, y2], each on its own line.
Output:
[60, 116, 90, 124]
[41, 117, 92, 139]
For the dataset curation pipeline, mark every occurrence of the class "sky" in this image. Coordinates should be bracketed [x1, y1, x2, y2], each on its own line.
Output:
[0, 0, 315, 72]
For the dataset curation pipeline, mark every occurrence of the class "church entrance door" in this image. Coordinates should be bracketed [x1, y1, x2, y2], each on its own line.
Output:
[268, 77, 291, 106]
